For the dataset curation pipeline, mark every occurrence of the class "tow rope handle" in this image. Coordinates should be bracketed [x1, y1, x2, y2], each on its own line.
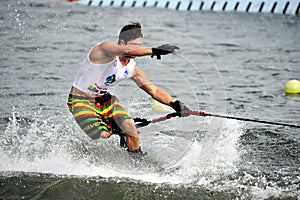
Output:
[133, 110, 211, 128]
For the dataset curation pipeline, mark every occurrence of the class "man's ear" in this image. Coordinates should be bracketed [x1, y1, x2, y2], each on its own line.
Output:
[119, 39, 125, 45]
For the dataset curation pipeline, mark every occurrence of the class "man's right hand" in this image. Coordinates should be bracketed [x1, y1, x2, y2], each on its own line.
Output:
[170, 100, 191, 117]
[151, 44, 180, 60]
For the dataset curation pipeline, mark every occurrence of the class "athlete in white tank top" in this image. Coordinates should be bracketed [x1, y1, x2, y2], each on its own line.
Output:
[68, 22, 189, 154]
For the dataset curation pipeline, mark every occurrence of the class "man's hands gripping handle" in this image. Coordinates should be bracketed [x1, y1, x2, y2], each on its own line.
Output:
[151, 44, 180, 60]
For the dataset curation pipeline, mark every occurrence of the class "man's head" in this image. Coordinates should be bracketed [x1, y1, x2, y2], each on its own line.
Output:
[118, 22, 143, 45]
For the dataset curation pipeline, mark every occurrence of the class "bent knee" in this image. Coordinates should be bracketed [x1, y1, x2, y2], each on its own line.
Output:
[121, 118, 136, 130]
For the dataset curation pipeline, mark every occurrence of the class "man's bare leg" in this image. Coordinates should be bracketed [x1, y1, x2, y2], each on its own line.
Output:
[120, 119, 140, 151]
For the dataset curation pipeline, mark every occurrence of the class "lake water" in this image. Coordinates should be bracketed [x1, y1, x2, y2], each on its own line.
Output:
[0, 0, 300, 199]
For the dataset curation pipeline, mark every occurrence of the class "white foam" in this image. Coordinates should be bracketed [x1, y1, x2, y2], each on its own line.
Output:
[3, 111, 295, 198]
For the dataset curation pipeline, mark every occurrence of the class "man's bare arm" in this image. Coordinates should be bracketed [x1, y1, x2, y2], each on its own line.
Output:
[132, 66, 176, 106]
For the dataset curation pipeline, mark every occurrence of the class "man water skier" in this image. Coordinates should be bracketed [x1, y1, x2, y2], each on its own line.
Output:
[67, 22, 190, 155]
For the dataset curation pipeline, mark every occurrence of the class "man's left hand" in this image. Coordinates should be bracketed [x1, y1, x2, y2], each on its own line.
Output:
[151, 44, 180, 60]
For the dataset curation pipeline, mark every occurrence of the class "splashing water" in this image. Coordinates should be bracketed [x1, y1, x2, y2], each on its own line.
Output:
[0, 108, 243, 185]
[1, 108, 299, 199]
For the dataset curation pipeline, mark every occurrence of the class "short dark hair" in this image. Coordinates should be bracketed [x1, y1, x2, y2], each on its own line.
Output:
[118, 22, 143, 44]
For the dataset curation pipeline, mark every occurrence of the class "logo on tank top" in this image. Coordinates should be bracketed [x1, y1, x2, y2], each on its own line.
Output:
[124, 69, 129, 76]
[104, 74, 116, 86]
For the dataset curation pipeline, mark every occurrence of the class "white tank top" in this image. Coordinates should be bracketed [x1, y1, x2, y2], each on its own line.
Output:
[72, 46, 136, 94]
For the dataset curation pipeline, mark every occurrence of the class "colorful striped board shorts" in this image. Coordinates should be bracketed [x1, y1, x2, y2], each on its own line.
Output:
[67, 93, 131, 140]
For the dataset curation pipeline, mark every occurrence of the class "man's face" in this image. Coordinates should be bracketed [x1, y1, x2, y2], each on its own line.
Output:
[123, 37, 142, 59]
[126, 37, 142, 46]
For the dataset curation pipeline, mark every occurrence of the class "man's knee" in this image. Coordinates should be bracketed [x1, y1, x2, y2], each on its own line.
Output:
[121, 119, 137, 130]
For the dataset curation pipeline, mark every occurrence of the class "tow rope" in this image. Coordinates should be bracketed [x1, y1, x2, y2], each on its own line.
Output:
[133, 110, 300, 128]
[116, 110, 299, 148]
